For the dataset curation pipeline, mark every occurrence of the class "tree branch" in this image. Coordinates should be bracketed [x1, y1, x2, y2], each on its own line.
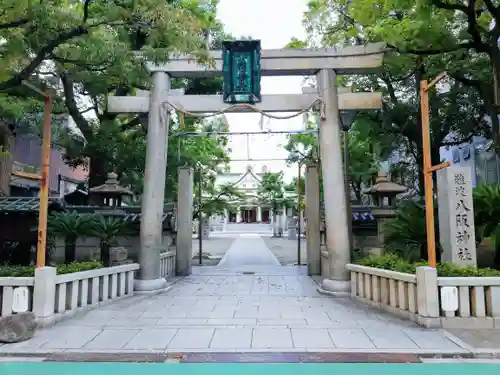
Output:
[83, 0, 92, 23]
[387, 42, 476, 56]
[60, 73, 92, 138]
[0, 27, 89, 91]
[430, 0, 467, 12]
[0, 18, 29, 30]
[52, 56, 111, 72]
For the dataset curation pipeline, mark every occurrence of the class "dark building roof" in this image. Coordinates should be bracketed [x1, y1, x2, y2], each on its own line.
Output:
[0, 197, 175, 225]
[0, 197, 65, 212]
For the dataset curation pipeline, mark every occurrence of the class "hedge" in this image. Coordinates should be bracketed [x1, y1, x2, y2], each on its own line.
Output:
[0, 261, 104, 277]
[358, 253, 500, 277]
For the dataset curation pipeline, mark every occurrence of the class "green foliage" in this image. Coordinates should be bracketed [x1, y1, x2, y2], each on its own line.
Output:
[295, 0, 493, 196]
[473, 184, 500, 267]
[284, 117, 380, 201]
[0, 261, 103, 277]
[257, 172, 294, 211]
[196, 182, 244, 219]
[87, 215, 133, 266]
[88, 216, 133, 246]
[0, 0, 229, 198]
[48, 211, 92, 237]
[382, 199, 431, 262]
[350, 247, 365, 263]
[48, 211, 92, 263]
[0, 0, 215, 90]
[358, 253, 500, 277]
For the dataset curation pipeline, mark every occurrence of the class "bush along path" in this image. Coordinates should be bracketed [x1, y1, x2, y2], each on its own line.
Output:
[358, 253, 500, 277]
[0, 261, 103, 277]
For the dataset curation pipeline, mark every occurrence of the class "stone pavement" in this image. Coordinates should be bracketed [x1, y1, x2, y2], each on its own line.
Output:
[0, 234, 478, 355]
[217, 234, 281, 268]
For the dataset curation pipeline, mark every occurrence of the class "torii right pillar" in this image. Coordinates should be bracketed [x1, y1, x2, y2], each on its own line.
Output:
[317, 69, 352, 296]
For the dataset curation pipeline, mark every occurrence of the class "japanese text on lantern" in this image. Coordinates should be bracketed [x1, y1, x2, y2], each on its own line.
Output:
[453, 172, 472, 261]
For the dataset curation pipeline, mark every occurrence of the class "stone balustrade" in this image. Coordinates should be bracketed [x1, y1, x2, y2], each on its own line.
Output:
[345, 264, 500, 329]
[160, 251, 176, 279]
[437, 277, 500, 328]
[0, 277, 34, 317]
[52, 264, 139, 323]
[346, 264, 418, 321]
[0, 264, 140, 326]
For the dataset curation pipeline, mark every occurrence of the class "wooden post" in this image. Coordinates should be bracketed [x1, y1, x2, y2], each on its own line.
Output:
[297, 163, 302, 265]
[21, 81, 52, 268]
[36, 93, 53, 268]
[420, 74, 451, 268]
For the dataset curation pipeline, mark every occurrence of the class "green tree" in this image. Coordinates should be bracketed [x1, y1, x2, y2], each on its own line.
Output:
[0, 0, 225, 197]
[295, 0, 491, 195]
[257, 172, 294, 237]
[0, 0, 214, 91]
[194, 182, 244, 220]
[284, 116, 381, 202]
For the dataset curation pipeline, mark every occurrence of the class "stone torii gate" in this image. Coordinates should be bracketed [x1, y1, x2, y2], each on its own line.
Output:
[108, 43, 385, 294]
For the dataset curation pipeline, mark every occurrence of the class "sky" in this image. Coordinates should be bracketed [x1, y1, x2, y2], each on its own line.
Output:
[216, 0, 310, 181]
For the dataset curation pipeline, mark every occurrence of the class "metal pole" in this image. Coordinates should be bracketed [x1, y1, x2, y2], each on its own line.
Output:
[36, 92, 52, 268]
[198, 168, 203, 265]
[297, 163, 302, 266]
[343, 130, 353, 249]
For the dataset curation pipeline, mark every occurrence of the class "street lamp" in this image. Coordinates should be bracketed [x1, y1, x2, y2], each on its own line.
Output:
[339, 110, 358, 249]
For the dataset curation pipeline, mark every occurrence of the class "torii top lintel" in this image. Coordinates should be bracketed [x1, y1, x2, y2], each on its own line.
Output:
[145, 43, 386, 78]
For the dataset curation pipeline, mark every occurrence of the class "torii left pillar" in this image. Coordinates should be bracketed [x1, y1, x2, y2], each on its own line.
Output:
[135, 70, 170, 292]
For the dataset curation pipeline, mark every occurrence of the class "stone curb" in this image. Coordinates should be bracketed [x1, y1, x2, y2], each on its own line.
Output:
[1, 350, 500, 361]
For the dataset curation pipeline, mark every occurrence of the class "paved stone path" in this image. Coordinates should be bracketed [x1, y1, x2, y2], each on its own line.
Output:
[218, 234, 281, 268]
[0, 235, 471, 354]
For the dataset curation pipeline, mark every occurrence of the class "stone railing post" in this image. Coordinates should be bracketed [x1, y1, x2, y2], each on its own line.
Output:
[32, 266, 57, 326]
[416, 266, 440, 327]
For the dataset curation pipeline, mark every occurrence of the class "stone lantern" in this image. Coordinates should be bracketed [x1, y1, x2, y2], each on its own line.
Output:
[89, 172, 133, 208]
[364, 172, 406, 208]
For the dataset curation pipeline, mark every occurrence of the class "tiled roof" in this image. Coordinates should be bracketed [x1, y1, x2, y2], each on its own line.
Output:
[0, 197, 65, 212]
[0, 197, 175, 225]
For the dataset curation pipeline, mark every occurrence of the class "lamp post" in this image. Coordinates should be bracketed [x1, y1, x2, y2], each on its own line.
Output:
[339, 110, 358, 250]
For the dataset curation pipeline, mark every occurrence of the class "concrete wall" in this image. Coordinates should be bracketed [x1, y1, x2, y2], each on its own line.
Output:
[51, 233, 175, 263]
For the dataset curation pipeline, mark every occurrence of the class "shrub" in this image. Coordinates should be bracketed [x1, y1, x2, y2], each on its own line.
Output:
[48, 212, 93, 263]
[382, 200, 438, 262]
[358, 253, 500, 277]
[88, 215, 133, 266]
[0, 261, 103, 277]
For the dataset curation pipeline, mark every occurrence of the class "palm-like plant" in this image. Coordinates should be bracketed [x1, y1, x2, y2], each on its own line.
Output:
[473, 184, 500, 267]
[383, 200, 439, 263]
[88, 215, 133, 267]
[48, 212, 92, 263]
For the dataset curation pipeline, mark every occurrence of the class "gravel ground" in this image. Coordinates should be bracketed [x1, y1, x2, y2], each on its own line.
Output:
[261, 236, 307, 265]
[190, 236, 237, 265]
